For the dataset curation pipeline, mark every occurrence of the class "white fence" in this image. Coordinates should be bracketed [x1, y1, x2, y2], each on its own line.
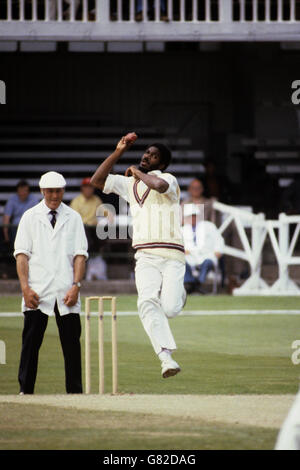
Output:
[213, 201, 300, 296]
[0, 0, 299, 41]
[267, 213, 300, 295]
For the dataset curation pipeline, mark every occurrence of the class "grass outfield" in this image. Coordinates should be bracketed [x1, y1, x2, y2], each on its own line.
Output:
[0, 294, 300, 449]
[0, 400, 282, 450]
[2, 294, 300, 312]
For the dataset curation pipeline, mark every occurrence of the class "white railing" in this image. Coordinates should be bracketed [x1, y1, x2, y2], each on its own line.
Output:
[267, 213, 300, 295]
[0, 0, 299, 41]
[213, 201, 270, 295]
[213, 201, 300, 295]
[233, 0, 300, 22]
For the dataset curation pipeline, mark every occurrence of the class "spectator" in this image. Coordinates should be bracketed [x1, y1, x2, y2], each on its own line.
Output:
[3, 180, 39, 246]
[70, 177, 102, 252]
[70, 177, 103, 227]
[85, 255, 107, 281]
[181, 177, 216, 223]
[182, 204, 224, 294]
[70, 177, 112, 254]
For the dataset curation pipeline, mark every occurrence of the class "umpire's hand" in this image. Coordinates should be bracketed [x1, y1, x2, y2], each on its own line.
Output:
[23, 287, 40, 309]
[63, 285, 79, 307]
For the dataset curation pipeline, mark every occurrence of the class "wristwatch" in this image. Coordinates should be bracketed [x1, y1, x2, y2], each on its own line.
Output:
[72, 282, 81, 288]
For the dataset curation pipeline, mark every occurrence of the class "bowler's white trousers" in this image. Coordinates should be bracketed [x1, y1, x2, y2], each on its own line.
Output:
[134, 252, 186, 355]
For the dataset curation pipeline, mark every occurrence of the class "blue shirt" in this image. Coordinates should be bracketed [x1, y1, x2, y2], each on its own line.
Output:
[4, 193, 40, 225]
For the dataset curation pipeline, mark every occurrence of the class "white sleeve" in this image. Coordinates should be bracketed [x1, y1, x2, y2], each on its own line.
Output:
[103, 174, 129, 202]
[74, 214, 89, 260]
[13, 212, 33, 259]
[159, 173, 179, 202]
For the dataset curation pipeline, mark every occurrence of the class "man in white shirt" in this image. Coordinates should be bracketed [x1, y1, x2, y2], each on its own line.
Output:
[182, 204, 224, 294]
[91, 135, 186, 379]
[14, 171, 88, 394]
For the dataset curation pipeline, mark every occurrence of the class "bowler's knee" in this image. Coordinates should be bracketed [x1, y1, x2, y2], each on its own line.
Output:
[162, 301, 182, 319]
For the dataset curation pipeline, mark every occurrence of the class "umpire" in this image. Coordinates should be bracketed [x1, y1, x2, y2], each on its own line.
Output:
[14, 171, 88, 394]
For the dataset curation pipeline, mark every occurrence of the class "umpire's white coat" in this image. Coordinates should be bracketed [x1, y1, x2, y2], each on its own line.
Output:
[14, 199, 88, 316]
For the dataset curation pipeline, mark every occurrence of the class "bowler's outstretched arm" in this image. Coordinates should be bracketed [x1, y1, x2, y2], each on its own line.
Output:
[91, 137, 133, 190]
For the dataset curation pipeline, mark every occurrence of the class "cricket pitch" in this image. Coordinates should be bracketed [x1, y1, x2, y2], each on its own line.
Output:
[0, 394, 294, 429]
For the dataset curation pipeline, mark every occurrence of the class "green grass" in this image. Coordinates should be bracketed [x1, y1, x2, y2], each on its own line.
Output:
[1, 294, 300, 312]
[0, 403, 277, 450]
[0, 294, 299, 450]
[0, 295, 300, 395]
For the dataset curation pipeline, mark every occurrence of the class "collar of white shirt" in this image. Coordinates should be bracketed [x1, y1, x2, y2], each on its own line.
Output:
[41, 198, 63, 220]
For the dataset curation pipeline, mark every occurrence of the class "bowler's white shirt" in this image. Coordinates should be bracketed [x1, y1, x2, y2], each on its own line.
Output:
[103, 170, 185, 263]
[14, 199, 88, 316]
[182, 220, 224, 267]
[103, 170, 179, 203]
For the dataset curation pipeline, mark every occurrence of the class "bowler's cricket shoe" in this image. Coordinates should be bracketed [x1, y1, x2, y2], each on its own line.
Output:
[161, 357, 181, 379]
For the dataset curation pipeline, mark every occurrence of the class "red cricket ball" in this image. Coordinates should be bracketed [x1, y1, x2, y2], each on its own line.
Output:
[124, 132, 138, 143]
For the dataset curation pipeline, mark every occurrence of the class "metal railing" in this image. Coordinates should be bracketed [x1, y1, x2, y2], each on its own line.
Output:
[0, 0, 299, 41]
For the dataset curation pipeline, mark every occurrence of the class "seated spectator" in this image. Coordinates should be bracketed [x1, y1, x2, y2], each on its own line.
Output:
[70, 177, 102, 251]
[3, 180, 39, 246]
[181, 177, 216, 223]
[70, 177, 103, 226]
[182, 204, 224, 294]
[70, 177, 113, 253]
[85, 255, 107, 281]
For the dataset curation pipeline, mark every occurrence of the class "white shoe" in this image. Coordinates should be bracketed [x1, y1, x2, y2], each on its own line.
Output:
[161, 356, 181, 379]
[19, 392, 24, 396]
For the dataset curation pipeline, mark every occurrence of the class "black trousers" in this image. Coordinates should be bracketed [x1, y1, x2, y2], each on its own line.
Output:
[18, 302, 82, 394]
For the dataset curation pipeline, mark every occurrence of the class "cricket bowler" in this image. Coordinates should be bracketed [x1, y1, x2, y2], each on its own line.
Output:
[91, 133, 186, 378]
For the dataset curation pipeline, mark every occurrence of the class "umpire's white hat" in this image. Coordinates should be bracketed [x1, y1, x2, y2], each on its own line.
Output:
[39, 171, 66, 189]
